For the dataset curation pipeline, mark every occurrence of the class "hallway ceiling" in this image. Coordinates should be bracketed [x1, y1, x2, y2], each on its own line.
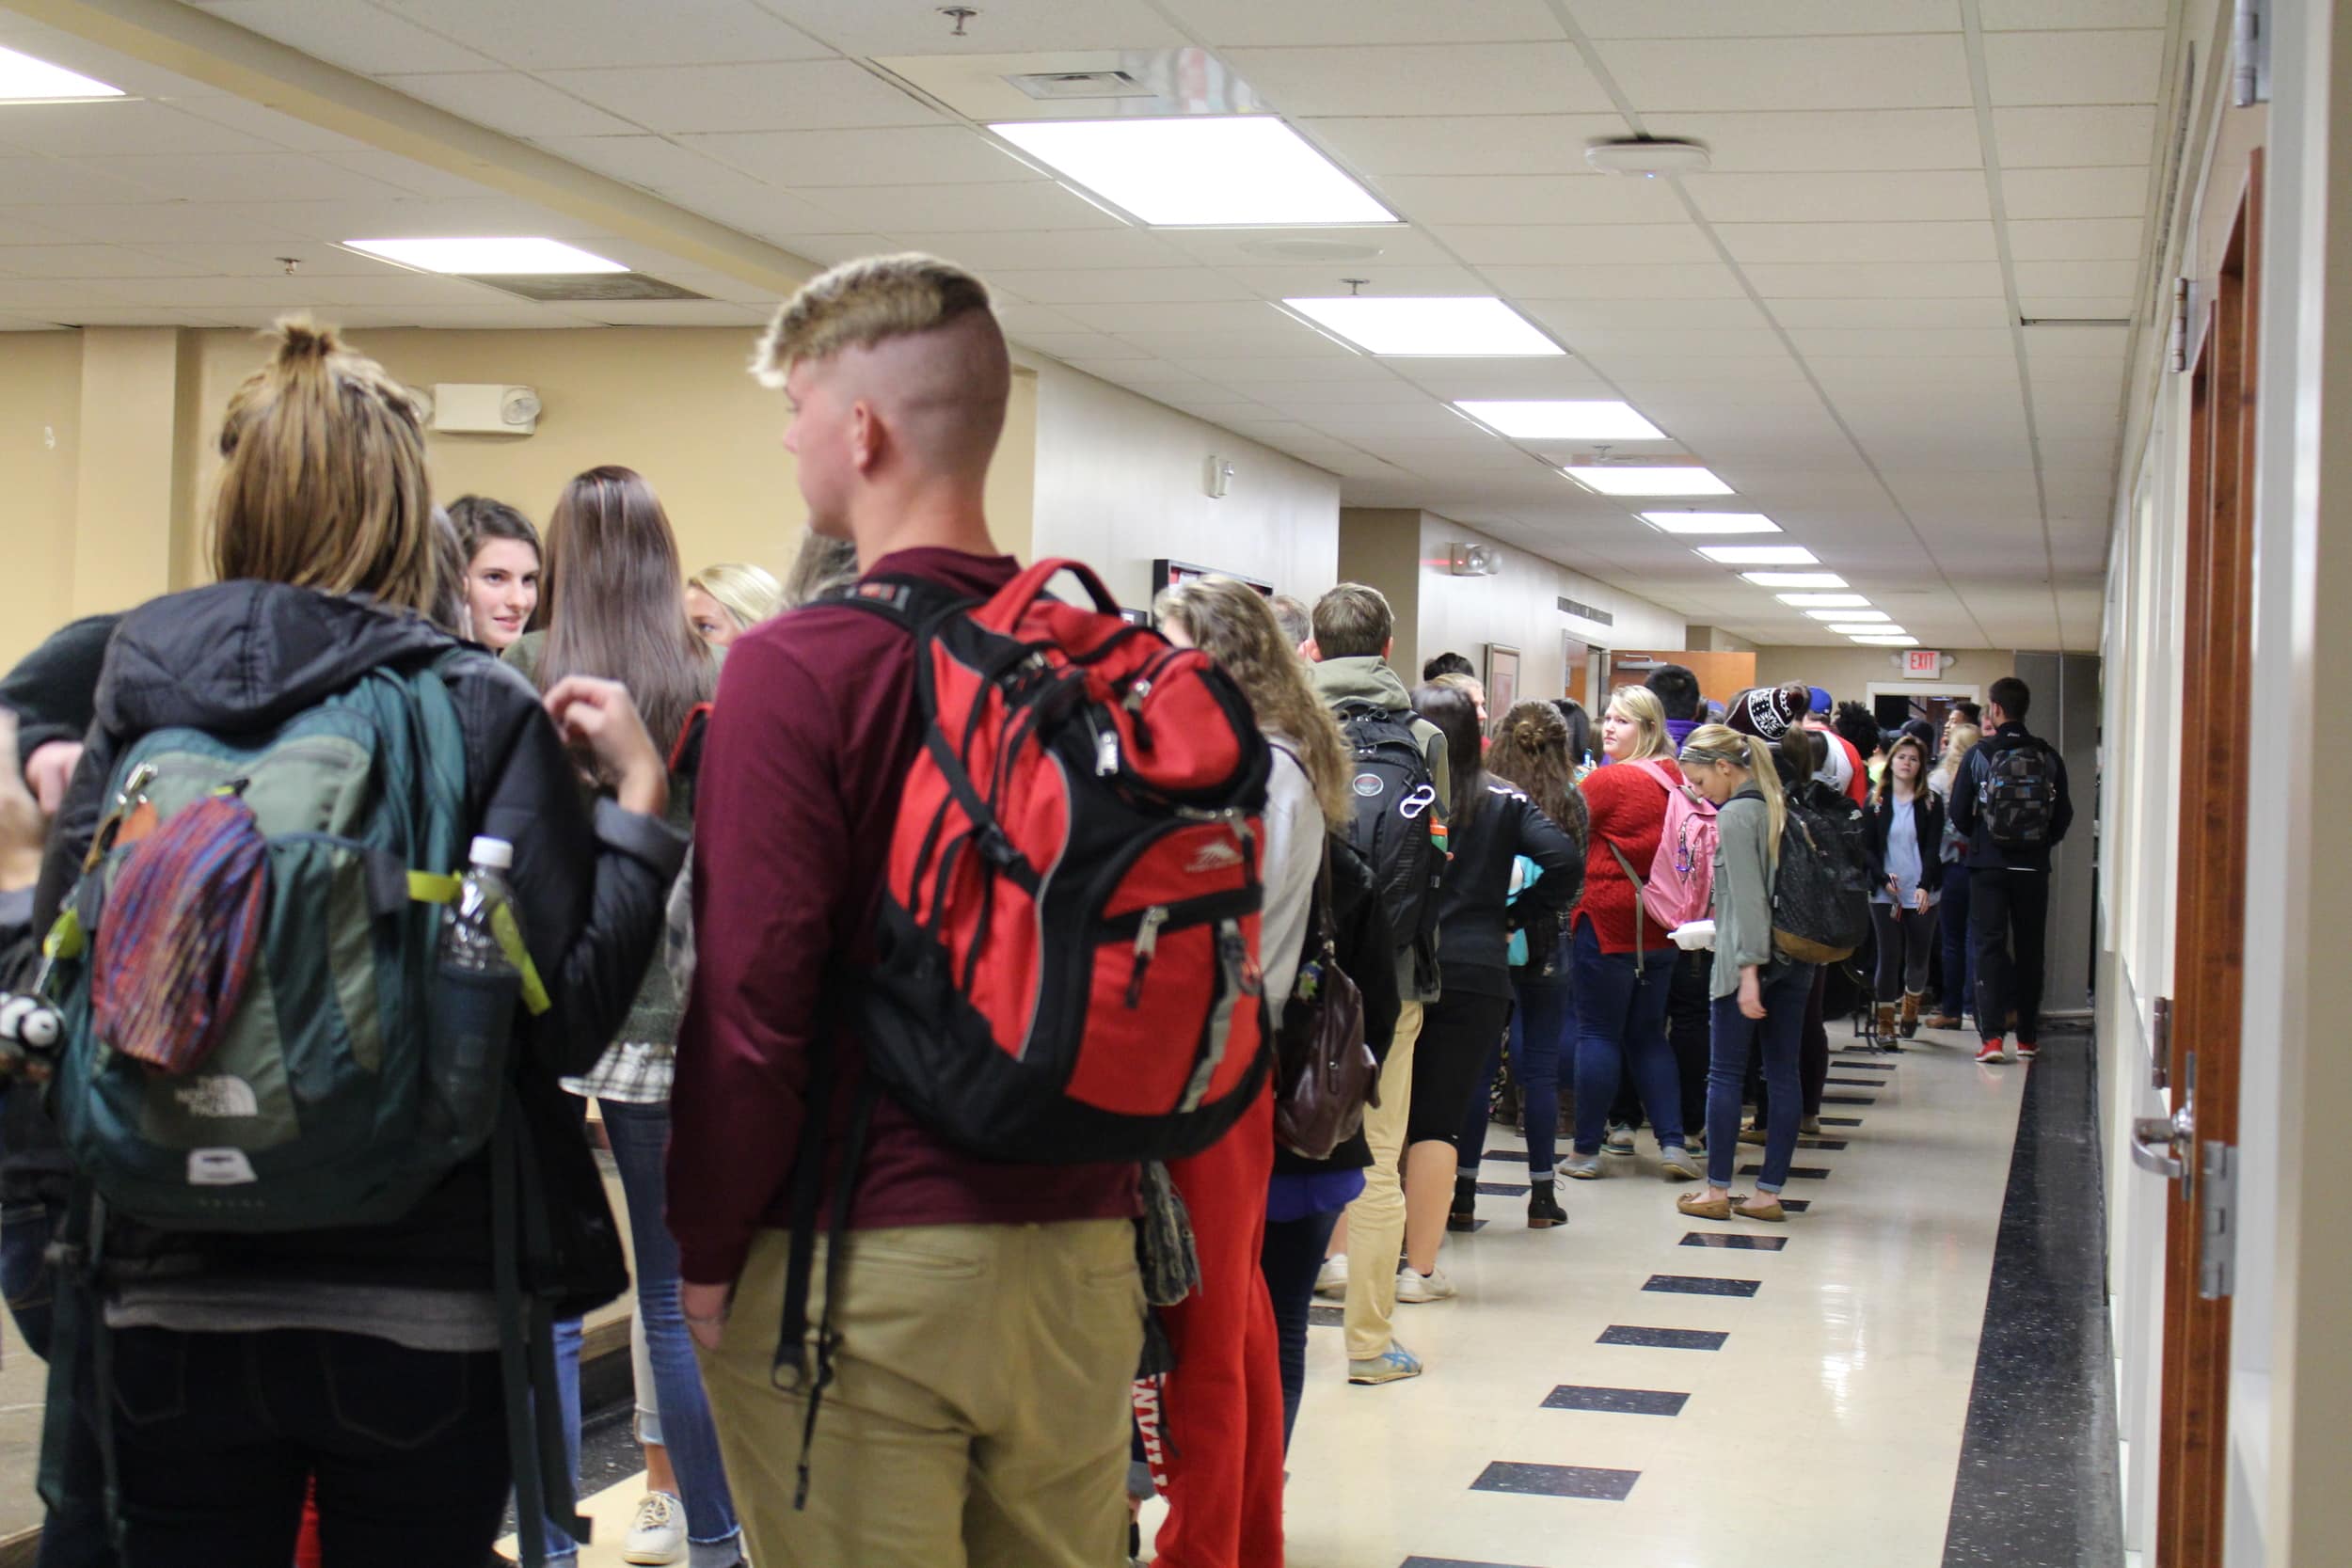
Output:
[0, 0, 2168, 652]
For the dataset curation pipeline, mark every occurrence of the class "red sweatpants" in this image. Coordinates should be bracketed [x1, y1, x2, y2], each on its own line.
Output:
[1135, 1085, 1285, 1567]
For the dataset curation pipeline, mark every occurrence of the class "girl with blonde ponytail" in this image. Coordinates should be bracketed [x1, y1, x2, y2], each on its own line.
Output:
[1673, 722, 1817, 1225]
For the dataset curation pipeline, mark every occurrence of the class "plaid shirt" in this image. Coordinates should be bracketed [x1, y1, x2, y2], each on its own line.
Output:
[562, 1038, 673, 1106]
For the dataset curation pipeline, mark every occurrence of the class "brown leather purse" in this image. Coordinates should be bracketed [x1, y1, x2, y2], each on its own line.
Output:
[1274, 842, 1377, 1160]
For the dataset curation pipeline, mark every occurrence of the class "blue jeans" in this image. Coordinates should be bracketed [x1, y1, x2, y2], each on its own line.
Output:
[545, 1099, 741, 1563]
[1569, 923, 1682, 1156]
[1258, 1208, 1341, 1449]
[8, 1200, 114, 1568]
[1456, 979, 1575, 1175]
[1940, 864, 1974, 1018]
[1705, 964, 1816, 1193]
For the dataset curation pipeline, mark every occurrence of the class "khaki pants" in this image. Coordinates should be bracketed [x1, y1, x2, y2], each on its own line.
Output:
[1343, 999, 1422, 1362]
[698, 1220, 1144, 1568]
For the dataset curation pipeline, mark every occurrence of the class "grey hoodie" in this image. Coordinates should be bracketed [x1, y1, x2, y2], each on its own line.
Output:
[1310, 655, 1452, 1000]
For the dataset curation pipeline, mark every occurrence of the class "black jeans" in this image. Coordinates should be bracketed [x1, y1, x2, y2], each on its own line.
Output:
[107, 1327, 510, 1566]
[1665, 949, 1712, 1134]
[1258, 1208, 1342, 1450]
[1970, 866, 2052, 1044]
[7, 1201, 113, 1568]
[1871, 904, 1935, 1002]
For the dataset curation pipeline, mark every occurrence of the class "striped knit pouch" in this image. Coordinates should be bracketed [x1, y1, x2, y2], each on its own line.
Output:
[92, 792, 270, 1075]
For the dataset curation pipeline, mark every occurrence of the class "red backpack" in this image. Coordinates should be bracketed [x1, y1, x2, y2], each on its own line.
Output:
[847, 558, 1274, 1163]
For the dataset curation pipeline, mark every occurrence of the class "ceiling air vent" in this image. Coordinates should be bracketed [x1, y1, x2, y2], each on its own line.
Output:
[1007, 69, 1157, 101]
[464, 273, 708, 303]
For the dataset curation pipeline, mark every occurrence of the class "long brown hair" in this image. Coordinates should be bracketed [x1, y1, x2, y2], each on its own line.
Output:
[211, 316, 437, 614]
[1876, 734, 1931, 806]
[537, 466, 714, 757]
[1412, 683, 1488, 828]
[1153, 576, 1350, 828]
[1487, 700, 1587, 854]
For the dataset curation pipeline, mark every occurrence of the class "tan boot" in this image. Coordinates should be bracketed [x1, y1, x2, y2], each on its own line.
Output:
[1876, 1003, 1898, 1042]
[1900, 992, 1923, 1038]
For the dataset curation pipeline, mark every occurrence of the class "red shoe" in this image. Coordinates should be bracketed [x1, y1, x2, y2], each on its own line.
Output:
[2016, 1041, 2040, 1061]
[1975, 1038, 2007, 1065]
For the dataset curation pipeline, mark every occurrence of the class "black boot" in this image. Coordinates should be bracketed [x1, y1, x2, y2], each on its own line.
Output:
[1450, 1174, 1480, 1231]
[1528, 1179, 1567, 1229]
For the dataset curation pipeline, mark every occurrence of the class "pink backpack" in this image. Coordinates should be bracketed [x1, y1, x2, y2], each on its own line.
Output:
[1637, 759, 1718, 931]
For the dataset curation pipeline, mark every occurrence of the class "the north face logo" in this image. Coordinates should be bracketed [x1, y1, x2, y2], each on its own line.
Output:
[1187, 841, 1244, 874]
[173, 1076, 260, 1118]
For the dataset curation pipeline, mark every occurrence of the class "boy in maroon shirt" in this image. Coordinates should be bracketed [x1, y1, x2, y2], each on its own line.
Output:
[671, 255, 1141, 1567]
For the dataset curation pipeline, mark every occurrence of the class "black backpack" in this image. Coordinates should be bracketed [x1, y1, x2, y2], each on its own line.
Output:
[1333, 701, 1444, 989]
[1772, 785, 1874, 965]
[1980, 736, 2057, 847]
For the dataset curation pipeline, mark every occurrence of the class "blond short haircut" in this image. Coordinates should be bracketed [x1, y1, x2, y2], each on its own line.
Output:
[1311, 582, 1394, 660]
[688, 562, 785, 631]
[754, 252, 997, 386]
[212, 317, 437, 615]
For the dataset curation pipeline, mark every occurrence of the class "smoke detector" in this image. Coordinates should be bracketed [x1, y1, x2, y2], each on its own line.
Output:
[1584, 137, 1711, 177]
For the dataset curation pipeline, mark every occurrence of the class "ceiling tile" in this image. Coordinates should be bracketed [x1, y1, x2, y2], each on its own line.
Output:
[1108, 325, 1360, 359]
[1504, 296, 1772, 331]
[987, 268, 1251, 304]
[1992, 105, 2159, 167]
[21, 201, 312, 242]
[376, 71, 639, 137]
[890, 229, 1192, 270]
[2011, 260, 2139, 296]
[154, 95, 383, 155]
[802, 179, 1125, 232]
[1537, 325, 1788, 358]
[77, 152, 416, 203]
[0, 208, 101, 245]
[520, 136, 843, 231]
[1172, 356, 1395, 383]
[537, 62, 941, 133]
[1061, 300, 1291, 335]
[2006, 217, 2145, 261]
[1764, 296, 2014, 327]
[200, 0, 497, 72]
[1568, 1, 1960, 36]
[1301, 115, 1626, 177]
[1378, 175, 1698, 230]
[2000, 166, 2152, 219]
[1160, 0, 1563, 43]
[1472, 262, 1751, 299]
[1717, 221, 1995, 265]
[0, 101, 283, 158]
[1685, 170, 1992, 223]
[1983, 29, 2167, 106]
[1437, 225, 1716, 266]
[1221, 43, 1613, 117]
[1154, 225, 1456, 268]
[678, 126, 1040, 186]
[767, 0, 1184, 53]
[1788, 326, 2017, 356]
[1386, 359, 1616, 397]
[2018, 295, 2138, 320]
[0, 156, 181, 205]
[315, 149, 502, 200]
[1584, 355, 1805, 383]
[568, 300, 771, 325]
[373, 0, 834, 69]
[1637, 109, 1982, 172]
[1208, 263, 1492, 297]
[1979, 0, 2167, 30]
[41, 304, 240, 327]
[1596, 36, 1973, 112]
[1736, 261, 2007, 298]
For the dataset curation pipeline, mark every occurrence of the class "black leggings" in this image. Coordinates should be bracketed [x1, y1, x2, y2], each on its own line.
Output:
[1407, 990, 1515, 1148]
[1872, 903, 1936, 1001]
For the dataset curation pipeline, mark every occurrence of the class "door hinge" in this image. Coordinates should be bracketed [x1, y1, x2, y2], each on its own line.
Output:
[2151, 995, 2171, 1091]
[2168, 278, 2192, 372]
[2233, 0, 2271, 107]
[2200, 1141, 2238, 1299]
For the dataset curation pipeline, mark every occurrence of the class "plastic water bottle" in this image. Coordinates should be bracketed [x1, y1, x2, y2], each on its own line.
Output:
[434, 836, 520, 1143]
[441, 836, 519, 976]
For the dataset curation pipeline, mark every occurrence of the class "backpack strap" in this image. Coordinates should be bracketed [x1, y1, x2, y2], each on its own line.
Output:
[835, 574, 977, 632]
[1605, 841, 1651, 975]
[492, 1094, 583, 1568]
[668, 702, 714, 778]
[773, 1038, 879, 1512]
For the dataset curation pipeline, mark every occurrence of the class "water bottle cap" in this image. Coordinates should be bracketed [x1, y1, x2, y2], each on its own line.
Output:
[469, 835, 514, 870]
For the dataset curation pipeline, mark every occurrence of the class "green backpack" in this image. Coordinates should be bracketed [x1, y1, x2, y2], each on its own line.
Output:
[41, 649, 545, 1230]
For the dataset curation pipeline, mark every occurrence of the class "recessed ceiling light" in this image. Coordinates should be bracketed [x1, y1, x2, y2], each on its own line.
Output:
[1286, 295, 1561, 356]
[1778, 593, 1869, 608]
[0, 44, 122, 101]
[1641, 511, 1780, 535]
[1741, 571, 1848, 588]
[1831, 624, 1906, 636]
[1852, 634, 1920, 646]
[992, 117, 1396, 227]
[342, 237, 628, 275]
[1454, 400, 1662, 439]
[1561, 465, 1732, 496]
[1584, 137, 1711, 177]
[1695, 545, 1819, 565]
[1806, 609, 1888, 623]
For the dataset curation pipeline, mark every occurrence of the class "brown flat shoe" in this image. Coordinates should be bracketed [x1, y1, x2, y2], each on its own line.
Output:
[1737, 1124, 1768, 1146]
[1677, 1191, 1732, 1221]
[1733, 1195, 1788, 1223]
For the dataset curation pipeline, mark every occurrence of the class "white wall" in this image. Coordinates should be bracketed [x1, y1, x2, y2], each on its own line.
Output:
[1415, 514, 1685, 704]
[1754, 645, 2016, 705]
[1025, 355, 1342, 611]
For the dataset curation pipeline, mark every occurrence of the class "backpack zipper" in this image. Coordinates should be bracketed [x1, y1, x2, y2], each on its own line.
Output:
[1125, 906, 1170, 1006]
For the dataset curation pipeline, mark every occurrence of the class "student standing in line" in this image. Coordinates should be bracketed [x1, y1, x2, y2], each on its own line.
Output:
[1948, 676, 2074, 1064]
[1674, 714, 1816, 1226]
[447, 494, 545, 654]
[1148, 574, 1346, 1562]
[508, 467, 739, 1568]
[1867, 734, 1945, 1043]
[1645, 665, 1714, 1146]
[1396, 686, 1581, 1301]
[31, 320, 684, 1564]
[1925, 723, 1983, 1030]
[684, 562, 784, 649]
[1562, 687, 1695, 1182]
[674, 256, 1146, 1566]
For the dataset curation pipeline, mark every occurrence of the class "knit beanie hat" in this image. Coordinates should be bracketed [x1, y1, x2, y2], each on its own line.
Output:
[1729, 685, 1804, 741]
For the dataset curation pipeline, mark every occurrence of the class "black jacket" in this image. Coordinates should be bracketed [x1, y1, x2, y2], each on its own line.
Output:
[32, 582, 685, 1311]
[1271, 833, 1402, 1178]
[1947, 722, 2074, 872]
[1434, 780, 1584, 999]
[1865, 787, 1947, 897]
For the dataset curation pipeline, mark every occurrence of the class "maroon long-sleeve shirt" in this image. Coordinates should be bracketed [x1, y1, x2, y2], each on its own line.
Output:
[667, 546, 1139, 1287]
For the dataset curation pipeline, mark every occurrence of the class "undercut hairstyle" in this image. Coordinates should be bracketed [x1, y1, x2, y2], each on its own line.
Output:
[1311, 582, 1394, 660]
[1989, 676, 2030, 722]
[1422, 651, 1476, 683]
[1412, 683, 1489, 828]
[211, 316, 437, 615]
[1645, 662, 1703, 722]
[754, 251, 999, 386]
[1269, 594, 1312, 650]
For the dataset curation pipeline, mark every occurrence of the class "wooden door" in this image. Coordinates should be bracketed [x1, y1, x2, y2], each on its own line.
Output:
[2153, 151, 2261, 1568]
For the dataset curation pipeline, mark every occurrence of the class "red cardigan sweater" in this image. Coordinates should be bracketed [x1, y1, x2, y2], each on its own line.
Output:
[1577, 759, 1678, 955]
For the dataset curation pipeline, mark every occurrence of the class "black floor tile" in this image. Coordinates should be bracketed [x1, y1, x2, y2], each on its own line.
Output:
[1644, 1274, 1761, 1297]
[1827, 1076, 1886, 1085]
[1402, 1559, 1546, 1568]
[1822, 1094, 1877, 1105]
[1309, 1305, 1343, 1327]
[1597, 1324, 1727, 1351]
[1476, 1180, 1531, 1196]
[1820, 1116, 1865, 1126]
[1681, 1231, 1788, 1250]
[1542, 1385, 1690, 1417]
[1738, 1164, 1832, 1179]
[1780, 1198, 1811, 1212]
[1470, 1461, 1640, 1500]
[1800, 1138, 1851, 1149]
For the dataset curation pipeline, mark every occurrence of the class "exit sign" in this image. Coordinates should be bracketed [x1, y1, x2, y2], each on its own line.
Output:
[1903, 649, 1944, 678]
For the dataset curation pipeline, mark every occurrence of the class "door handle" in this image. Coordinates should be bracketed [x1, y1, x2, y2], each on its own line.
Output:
[2132, 1105, 2192, 1180]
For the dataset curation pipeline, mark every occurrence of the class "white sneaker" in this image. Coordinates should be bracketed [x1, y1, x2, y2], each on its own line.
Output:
[623, 1492, 686, 1566]
[1394, 1265, 1457, 1304]
[1314, 1251, 1349, 1299]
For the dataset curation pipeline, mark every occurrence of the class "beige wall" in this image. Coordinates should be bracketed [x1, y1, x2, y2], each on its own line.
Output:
[0, 333, 81, 672]
[1754, 644, 2015, 705]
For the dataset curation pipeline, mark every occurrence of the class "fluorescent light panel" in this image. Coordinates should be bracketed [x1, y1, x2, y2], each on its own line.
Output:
[1455, 400, 1663, 439]
[1641, 511, 1780, 534]
[1806, 609, 1888, 623]
[0, 44, 122, 100]
[992, 117, 1395, 227]
[342, 237, 626, 275]
[1695, 544, 1819, 565]
[1853, 634, 1920, 646]
[1562, 465, 1732, 496]
[1778, 593, 1869, 608]
[1288, 295, 1561, 356]
[1741, 571, 1848, 588]
[1830, 624, 1906, 636]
